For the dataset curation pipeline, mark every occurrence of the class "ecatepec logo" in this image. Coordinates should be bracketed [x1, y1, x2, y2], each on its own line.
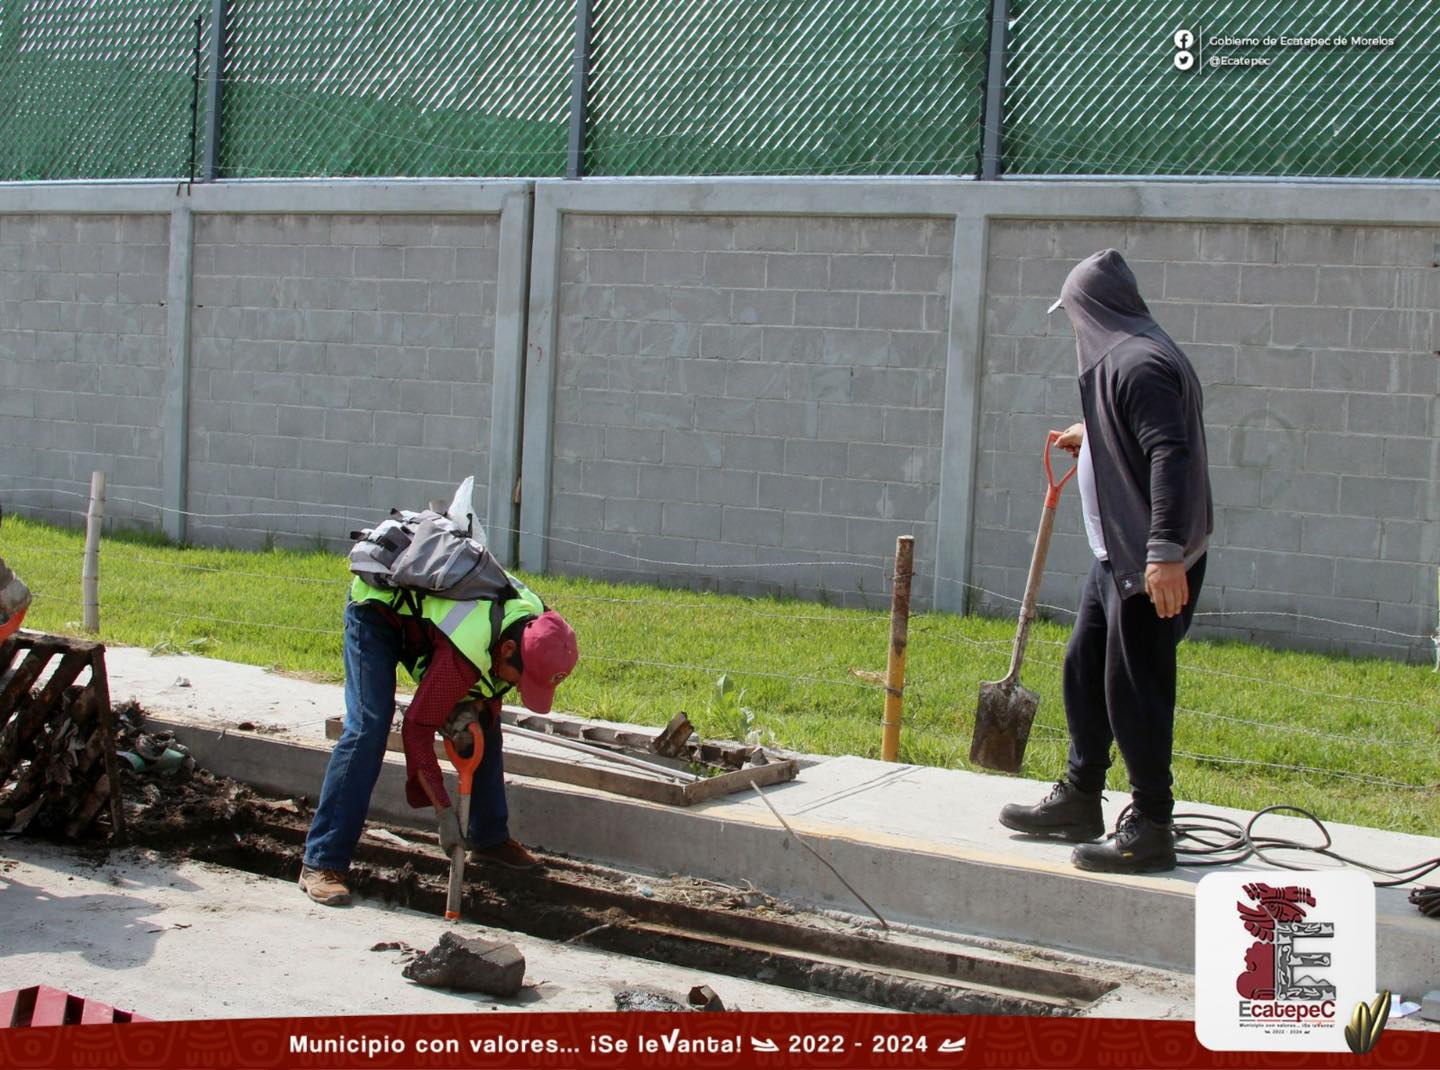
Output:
[1235, 883, 1336, 1004]
[1196, 871, 1376, 1052]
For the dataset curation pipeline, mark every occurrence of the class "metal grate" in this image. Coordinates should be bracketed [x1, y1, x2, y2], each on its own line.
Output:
[1003, 0, 1440, 177]
[0, 0, 206, 181]
[585, 0, 989, 177]
[216, 0, 574, 178]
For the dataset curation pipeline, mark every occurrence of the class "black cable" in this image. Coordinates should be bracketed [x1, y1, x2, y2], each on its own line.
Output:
[1170, 804, 1440, 889]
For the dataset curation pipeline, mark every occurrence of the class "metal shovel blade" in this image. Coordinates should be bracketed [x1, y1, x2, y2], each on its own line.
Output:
[970, 678, 1039, 774]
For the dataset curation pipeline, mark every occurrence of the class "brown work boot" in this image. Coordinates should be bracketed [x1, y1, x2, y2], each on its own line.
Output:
[299, 865, 352, 905]
[468, 839, 542, 871]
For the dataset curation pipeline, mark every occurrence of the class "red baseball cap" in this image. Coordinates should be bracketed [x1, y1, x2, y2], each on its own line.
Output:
[518, 610, 578, 713]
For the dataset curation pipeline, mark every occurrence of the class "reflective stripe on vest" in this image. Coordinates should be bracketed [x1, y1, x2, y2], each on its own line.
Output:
[350, 575, 544, 696]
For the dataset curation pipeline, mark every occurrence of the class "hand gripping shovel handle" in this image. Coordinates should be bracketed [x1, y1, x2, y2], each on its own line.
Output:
[1002, 431, 1077, 686]
[443, 721, 485, 922]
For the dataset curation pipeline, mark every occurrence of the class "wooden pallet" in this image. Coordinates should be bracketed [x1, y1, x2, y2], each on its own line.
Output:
[0, 631, 122, 837]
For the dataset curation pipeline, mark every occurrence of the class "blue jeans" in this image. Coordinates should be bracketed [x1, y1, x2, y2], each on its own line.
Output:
[303, 600, 511, 872]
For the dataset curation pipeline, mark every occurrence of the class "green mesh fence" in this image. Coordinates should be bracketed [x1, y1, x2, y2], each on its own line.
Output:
[1003, 0, 1440, 177]
[2, 0, 1435, 181]
[216, 0, 573, 178]
[586, 0, 989, 177]
[0, 0, 206, 181]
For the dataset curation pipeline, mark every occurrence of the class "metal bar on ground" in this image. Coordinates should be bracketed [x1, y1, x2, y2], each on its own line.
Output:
[503, 723, 699, 782]
[881, 535, 914, 762]
[82, 472, 105, 633]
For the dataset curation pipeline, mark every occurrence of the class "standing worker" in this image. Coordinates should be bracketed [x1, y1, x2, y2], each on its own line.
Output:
[300, 562, 578, 906]
[998, 249, 1212, 874]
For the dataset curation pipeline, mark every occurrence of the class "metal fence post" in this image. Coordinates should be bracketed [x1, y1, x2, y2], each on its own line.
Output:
[566, 0, 592, 180]
[980, 0, 1009, 179]
[202, 0, 227, 180]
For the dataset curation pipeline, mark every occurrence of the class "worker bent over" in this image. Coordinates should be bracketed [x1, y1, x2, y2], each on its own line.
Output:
[299, 571, 578, 906]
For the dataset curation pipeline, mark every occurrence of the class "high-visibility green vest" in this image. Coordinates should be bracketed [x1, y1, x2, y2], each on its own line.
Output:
[350, 575, 544, 698]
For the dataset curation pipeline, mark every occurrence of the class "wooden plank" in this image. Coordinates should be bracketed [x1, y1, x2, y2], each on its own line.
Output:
[504, 751, 686, 805]
[92, 647, 123, 839]
[682, 758, 799, 804]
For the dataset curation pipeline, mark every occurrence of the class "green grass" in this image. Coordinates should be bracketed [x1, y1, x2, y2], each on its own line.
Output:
[8, 515, 1438, 833]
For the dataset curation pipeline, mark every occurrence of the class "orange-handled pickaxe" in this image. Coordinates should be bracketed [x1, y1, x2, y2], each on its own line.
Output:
[442, 720, 485, 921]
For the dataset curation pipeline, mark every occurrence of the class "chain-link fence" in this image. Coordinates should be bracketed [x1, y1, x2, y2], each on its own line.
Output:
[586, 0, 988, 177]
[218, 0, 573, 178]
[0, 0, 207, 181]
[0, 0, 1435, 181]
[1004, 0, 1440, 177]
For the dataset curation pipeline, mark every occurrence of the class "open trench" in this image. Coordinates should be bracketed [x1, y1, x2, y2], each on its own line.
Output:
[113, 775, 1118, 1017]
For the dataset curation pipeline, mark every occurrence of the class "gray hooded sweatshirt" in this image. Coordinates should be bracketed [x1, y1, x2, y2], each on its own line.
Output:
[1057, 249, 1212, 599]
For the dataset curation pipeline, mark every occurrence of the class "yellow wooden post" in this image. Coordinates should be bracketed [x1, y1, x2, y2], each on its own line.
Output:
[881, 535, 914, 762]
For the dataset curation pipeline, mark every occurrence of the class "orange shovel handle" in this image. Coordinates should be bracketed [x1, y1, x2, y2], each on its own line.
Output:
[443, 721, 485, 796]
[1043, 430, 1078, 510]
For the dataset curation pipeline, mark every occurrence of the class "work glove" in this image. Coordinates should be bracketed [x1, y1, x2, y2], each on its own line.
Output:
[436, 807, 464, 857]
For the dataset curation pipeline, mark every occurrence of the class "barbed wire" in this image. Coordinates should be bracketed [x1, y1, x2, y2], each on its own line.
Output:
[16, 597, 1431, 784]
[8, 494, 1435, 653]
[6, 492, 1435, 749]
[1028, 723, 1428, 791]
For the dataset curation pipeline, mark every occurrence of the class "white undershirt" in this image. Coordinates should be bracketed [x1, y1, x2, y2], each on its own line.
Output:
[1077, 431, 1108, 561]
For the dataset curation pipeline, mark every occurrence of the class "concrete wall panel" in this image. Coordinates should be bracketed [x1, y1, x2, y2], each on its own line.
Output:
[186, 213, 500, 549]
[0, 213, 168, 527]
[546, 212, 952, 607]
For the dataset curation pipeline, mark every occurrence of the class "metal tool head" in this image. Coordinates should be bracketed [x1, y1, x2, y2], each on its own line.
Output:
[970, 678, 1039, 774]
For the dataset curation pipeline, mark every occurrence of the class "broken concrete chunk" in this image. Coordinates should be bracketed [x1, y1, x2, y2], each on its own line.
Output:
[614, 989, 688, 1012]
[402, 932, 525, 997]
[1422, 991, 1440, 1023]
[688, 984, 724, 1011]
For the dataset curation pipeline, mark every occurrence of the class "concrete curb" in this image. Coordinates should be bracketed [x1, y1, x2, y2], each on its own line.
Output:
[151, 713, 1440, 997]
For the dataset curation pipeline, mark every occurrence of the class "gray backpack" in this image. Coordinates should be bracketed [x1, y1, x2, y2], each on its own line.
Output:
[349, 509, 517, 605]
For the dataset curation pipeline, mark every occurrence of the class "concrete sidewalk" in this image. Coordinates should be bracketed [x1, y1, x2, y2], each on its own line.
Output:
[0, 841, 879, 1019]
[101, 646, 1440, 1003]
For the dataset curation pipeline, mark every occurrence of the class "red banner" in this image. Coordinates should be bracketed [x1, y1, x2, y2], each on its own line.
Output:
[0, 1013, 1434, 1069]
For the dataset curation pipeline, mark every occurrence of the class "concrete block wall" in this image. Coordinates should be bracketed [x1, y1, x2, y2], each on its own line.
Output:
[0, 180, 1433, 660]
[977, 219, 1439, 659]
[0, 214, 169, 527]
[546, 213, 951, 605]
[187, 214, 500, 549]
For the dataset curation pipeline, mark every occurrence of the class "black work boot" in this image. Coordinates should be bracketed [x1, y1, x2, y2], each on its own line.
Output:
[1071, 807, 1176, 873]
[998, 780, 1105, 842]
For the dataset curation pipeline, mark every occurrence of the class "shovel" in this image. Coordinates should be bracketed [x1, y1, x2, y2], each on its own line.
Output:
[443, 720, 485, 921]
[970, 430, 1077, 773]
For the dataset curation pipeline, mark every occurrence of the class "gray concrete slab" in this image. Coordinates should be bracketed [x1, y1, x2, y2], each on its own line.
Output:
[0, 841, 877, 1019]
[102, 646, 1440, 1003]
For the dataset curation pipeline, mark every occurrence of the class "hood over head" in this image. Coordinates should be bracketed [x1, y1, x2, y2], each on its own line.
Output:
[1049, 249, 1162, 371]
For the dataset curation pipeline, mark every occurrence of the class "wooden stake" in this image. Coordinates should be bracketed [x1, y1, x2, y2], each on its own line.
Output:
[881, 535, 914, 763]
[82, 471, 106, 634]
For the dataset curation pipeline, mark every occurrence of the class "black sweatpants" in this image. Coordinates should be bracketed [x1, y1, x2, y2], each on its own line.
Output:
[1062, 554, 1206, 823]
